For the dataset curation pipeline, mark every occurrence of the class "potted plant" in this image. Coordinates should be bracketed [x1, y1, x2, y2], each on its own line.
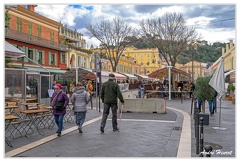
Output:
[193, 76, 215, 125]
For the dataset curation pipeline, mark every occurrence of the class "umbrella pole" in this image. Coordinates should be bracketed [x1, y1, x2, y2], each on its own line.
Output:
[219, 97, 222, 128]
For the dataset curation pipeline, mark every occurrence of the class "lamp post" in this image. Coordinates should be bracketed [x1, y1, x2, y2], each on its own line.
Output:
[166, 62, 172, 100]
[187, 41, 197, 114]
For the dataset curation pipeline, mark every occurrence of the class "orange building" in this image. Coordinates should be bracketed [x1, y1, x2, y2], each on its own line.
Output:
[5, 5, 68, 71]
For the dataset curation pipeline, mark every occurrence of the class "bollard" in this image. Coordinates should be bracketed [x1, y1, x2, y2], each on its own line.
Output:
[195, 107, 200, 154]
[199, 117, 204, 157]
[204, 145, 213, 157]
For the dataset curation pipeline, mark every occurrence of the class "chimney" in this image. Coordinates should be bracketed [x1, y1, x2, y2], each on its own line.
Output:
[229, 40, 233, 49]
[222, 48, 225, 55]
[226, 43, 229, 51]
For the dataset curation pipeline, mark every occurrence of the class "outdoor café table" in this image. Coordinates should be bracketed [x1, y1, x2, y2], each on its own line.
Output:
[19, 109, 49, 136]
[21, 103, 40, 110]
[5, 105, 19, 115]
[5, 115, 19, 147]
[26, 98, 37, 103]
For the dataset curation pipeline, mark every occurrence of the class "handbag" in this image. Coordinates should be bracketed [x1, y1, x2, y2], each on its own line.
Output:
[55, 101, 64, 111]
[55, 91, 65, 111]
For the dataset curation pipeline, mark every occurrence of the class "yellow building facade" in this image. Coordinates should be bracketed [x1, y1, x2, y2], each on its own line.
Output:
[123, 46, 160, 75]
[222, 40, 235, 72]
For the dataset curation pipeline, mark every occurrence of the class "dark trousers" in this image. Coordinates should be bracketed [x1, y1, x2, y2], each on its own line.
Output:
[100, 103, 118, 130]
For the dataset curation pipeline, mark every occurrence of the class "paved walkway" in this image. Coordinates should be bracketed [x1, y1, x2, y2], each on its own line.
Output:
[5, 98, 235, 157]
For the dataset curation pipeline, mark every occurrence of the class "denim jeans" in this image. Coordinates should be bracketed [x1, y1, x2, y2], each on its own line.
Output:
[75, 111, 86, 127]
[208, 97, 217, 114]
[54, 114, 64, 133]
[198, 98, 202, 112]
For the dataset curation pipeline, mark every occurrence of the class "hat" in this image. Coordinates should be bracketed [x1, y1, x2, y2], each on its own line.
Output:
[54, 83, 62, 89]
[109, 73, 115, 77]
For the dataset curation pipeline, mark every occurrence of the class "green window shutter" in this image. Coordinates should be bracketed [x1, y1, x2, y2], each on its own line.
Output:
[54, 53, 57, 65]
[42, 51, 45, 64]
[60, 53, 62, 64]
[35, 49, 39, 63]
[33, 49, 36, 62]
[24, 47, 28, 62]
[48, 52, 51, 65]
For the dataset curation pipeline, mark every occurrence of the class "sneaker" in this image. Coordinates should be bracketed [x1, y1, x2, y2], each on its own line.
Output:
[57, 133, 61, 137]
[78, 127, 83, 133]
[113, 128, 119, 132]
[100, 127, 104, 133]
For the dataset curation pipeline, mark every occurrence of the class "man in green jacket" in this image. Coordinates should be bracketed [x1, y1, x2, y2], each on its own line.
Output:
[100, 73, 124, 133]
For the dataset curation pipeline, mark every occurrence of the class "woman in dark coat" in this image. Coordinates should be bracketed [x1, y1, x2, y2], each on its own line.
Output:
[51, 83, 69, 137]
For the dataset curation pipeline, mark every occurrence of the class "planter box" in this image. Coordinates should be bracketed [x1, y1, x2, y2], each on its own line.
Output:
[198, 113, 209, 125]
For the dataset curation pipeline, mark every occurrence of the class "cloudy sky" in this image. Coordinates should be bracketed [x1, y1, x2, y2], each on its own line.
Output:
[3, 0, 237, 49]
[32, 3, 235, 48]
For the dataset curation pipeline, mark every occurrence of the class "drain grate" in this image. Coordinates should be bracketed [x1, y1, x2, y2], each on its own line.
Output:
[173, 126, 182, 131]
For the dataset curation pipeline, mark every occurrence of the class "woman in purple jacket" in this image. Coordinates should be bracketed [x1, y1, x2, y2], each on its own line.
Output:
[51, 83, 69, 137]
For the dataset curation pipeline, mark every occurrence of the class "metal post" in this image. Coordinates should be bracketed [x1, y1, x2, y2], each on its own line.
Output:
[98, 60, 102, 112]
[95, 53, 98, 111]
[75, 68, 78, 85]
[195, 106, 200, 155]
[199, 117, 204, 157]
[204, 145, 213, 157]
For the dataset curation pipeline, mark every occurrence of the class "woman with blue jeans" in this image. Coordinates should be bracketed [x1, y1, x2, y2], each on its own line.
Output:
[51, 84, 69, 137]
[71, 82, 90, 133]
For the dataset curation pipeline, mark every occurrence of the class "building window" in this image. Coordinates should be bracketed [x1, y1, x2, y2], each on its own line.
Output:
[38, 51, 44, 64]
[28, 49, 33, 60]
[60, 53, 66, 64]
[38, 25, 42, 37]
[28, 22, 32, 35]
[50, 30, 54, 41]
[16, 17, 22, 32]
[83, 58, 87, 68]
[48, 52, 56, 65]
[77, 56, 82, 67]
[24, 5, 29, 9]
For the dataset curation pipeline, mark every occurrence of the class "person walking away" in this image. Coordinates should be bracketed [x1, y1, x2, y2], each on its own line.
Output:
[69, 81, 75, 97]
[208, 90, 217, 116]
[71, 82, 90, 133]
[51, 84, 69, 137]
[86, 80, 93, 109]
[100, 73, 124, 133]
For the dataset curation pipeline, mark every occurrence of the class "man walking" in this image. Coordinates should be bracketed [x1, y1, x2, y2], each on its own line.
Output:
[100, 73, 124, 133]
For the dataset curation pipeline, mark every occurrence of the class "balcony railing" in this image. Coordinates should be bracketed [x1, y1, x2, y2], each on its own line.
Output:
[5, 28, 68, 52]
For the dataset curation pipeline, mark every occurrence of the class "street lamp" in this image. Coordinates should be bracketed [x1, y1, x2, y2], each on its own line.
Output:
[187, 41, 197, 114]
[166, 62, 172, 100]
[186, 41, 197, 83]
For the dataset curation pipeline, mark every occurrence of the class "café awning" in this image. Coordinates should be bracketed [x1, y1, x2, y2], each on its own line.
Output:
[148, 67, 191, 79]
[5, 41, 25, 58]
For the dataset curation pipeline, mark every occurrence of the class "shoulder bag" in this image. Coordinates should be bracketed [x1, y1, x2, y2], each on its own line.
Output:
[55, 91, 65, 111]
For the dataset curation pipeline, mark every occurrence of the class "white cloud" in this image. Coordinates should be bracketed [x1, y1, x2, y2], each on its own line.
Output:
[196, 28, 235, 44]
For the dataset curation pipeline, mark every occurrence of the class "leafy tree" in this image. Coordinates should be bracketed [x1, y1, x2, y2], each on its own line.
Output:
[193, 76, 215, 113]
[86, 17, 136, 72]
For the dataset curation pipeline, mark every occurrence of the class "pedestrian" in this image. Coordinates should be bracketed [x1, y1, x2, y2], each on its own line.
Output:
[100, 73, 124, 133]
[198, 98, 202, 112]
[51, 83, 69, 137]
[71, 82, 90, 133]
[86, 80, 93, 109]
[208, 90, 218, 116]
[69, 81, 75, 97]
[52, 80, 57, 89]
